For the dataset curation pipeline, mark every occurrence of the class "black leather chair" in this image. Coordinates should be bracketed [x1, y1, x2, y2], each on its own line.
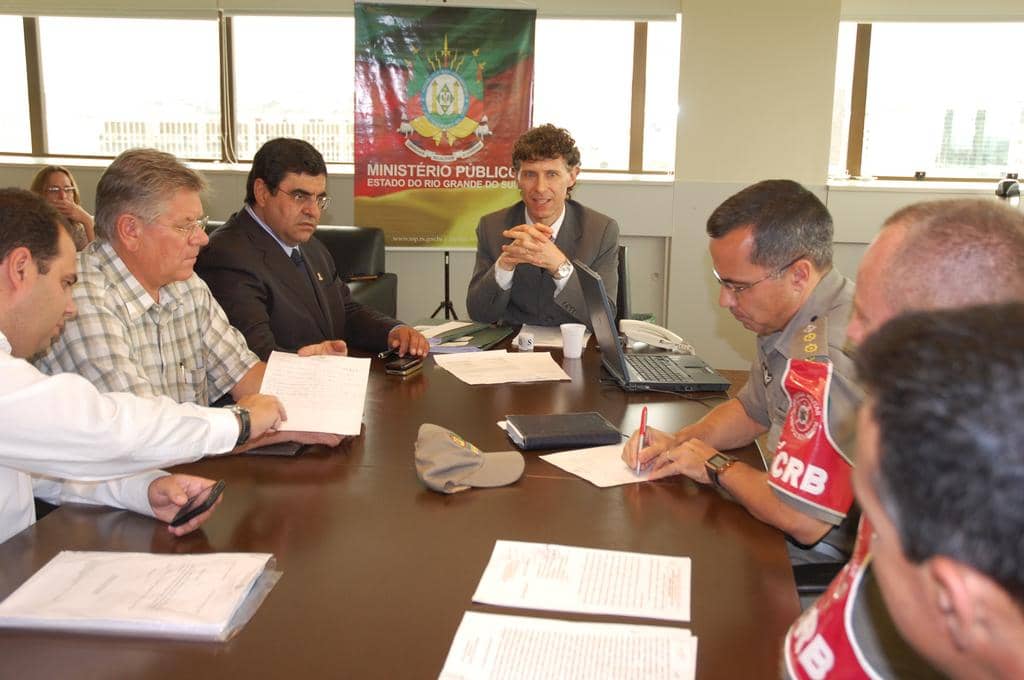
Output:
[313, 225, 398, 318]
[615, 244, 630, 323]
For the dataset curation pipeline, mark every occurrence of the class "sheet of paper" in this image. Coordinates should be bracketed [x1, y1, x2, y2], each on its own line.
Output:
[439, 611, 697, 680]
[434, 351, 571, 385]
[473, 540, 691, 622]
[261, 351, 370, 435]
[516, 323, 592, 348]
[0, 551, 273, 639]
[414, 320, 475, 339]
[540, 445, 648, 488]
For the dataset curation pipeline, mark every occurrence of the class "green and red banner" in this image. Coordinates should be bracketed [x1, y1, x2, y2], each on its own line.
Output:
[354, 3, 535, 248]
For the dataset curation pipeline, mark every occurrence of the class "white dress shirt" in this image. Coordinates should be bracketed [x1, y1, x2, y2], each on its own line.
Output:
[494, 206, 573, 295]
[0, 330, 238, 544]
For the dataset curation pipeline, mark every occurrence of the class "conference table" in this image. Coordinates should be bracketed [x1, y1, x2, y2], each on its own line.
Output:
[0, 342, 799, 679]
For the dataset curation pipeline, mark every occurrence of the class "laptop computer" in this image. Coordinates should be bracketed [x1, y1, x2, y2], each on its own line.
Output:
[575, 260, 731, 393]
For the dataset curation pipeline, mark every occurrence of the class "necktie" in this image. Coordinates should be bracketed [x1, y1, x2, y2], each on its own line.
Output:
[289, 247, 324, 316]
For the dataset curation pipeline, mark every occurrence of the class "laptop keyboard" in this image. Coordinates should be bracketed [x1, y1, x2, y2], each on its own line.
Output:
[626, 354, 692, 383]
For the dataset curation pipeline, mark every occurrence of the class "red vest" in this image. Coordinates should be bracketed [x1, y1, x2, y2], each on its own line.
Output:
[768, 320, 854, 523]
[783, 518, 882, 680]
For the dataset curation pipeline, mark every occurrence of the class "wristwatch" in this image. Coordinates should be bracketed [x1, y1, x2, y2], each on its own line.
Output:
[227, 405, 251, 446]
[704, 453, 738, 488]
[552, 259, 573, 280]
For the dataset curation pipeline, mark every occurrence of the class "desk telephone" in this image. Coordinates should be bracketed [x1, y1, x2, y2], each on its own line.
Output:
[619, 319, 695, 355]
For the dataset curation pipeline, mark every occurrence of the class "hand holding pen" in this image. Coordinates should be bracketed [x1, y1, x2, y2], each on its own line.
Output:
[636, 406, 648, 475]
[622, 416, 677, 474]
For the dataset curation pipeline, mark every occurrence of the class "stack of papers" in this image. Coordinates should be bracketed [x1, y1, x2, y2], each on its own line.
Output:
[416, 321, 483, 353]
[261, 351, 370, 435]
[440, 541, 696, 679]
[472, 541, 691, 621]
[0, 551, 278, 641]
[434, 350, 571, 385]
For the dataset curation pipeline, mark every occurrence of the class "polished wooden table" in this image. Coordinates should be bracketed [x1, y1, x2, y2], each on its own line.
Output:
[0, 346, 799, 679]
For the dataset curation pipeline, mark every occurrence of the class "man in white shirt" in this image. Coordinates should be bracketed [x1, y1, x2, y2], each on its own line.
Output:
[0, 188, 284, 543]
[466, 124, 619, 327]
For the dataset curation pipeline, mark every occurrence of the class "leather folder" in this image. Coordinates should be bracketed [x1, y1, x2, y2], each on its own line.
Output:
[504, 412, 622, 451]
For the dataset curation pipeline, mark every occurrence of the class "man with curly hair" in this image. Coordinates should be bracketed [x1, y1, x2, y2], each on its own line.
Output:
[466, 124, 619, 327]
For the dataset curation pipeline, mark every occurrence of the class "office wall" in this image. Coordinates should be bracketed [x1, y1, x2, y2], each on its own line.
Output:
[668, 0, 841, 368]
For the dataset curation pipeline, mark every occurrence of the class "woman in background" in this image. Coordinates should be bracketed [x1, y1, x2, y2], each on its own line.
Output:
[30, 165, 95, 250]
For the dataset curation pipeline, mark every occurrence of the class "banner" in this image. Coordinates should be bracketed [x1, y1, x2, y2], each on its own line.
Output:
[354, 3, 535, 248]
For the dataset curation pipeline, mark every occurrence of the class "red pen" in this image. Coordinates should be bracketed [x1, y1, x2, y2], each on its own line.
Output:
[637, 406, 648, 475]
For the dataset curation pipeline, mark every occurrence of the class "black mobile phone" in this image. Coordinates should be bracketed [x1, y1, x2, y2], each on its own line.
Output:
[170, 480, 226, 527]
[385, 356, 423, 376]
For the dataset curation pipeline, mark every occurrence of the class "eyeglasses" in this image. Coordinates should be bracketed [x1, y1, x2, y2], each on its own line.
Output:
[713, 255, 804, 295]
[45, 186, 76, 196]
[151, 215, 209, 237]
[279, 189, 331, 211]
[169, 216, 209, 237]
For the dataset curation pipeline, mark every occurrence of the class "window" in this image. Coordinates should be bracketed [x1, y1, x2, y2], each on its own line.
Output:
[643, 18, 681, 173]
[232, 16, 355, 163]
[38, 17, 220, 158]
[533, 19, 635, 171]
[0, 16, 31, 154]
[4, 14, 678, 173]
[834, 22, 1024, 180]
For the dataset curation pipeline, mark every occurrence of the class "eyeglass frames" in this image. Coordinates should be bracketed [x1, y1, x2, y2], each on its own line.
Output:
[713, 255, 804, 294]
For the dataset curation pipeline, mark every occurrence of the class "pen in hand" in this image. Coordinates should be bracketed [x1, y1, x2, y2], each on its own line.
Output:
[637, 405, 648, 476]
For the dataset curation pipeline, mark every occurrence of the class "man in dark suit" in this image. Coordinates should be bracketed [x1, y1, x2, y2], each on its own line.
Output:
[466, 125, 619, 327]
[196, 138, 428, 361]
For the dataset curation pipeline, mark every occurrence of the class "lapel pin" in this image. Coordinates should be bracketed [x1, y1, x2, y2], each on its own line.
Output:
[316, 272, 324, 282]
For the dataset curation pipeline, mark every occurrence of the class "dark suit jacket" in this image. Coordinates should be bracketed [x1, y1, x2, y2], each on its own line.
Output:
[466, 200, 619, 327]
[196, 209, 399, 361]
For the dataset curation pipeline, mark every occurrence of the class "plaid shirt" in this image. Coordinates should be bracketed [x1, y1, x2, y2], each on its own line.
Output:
[36, 240, 259, 405]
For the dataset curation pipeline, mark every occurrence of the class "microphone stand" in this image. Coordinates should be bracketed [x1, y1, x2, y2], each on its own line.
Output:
[430, 250, 459, 320]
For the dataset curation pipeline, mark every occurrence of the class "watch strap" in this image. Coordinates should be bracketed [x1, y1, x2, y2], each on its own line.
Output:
[229, 406, 251, 446]
[705, 454, 738, 488]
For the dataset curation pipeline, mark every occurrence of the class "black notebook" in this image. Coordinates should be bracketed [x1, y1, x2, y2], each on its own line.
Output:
[504, 412, 622, 451]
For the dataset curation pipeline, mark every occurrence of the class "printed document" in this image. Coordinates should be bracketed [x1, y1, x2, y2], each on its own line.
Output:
[0, 551, 276, 640]
[473, 540, 691, 622]
[515, 323, 592, 348]
[540, 445, 650, 487]
[434, 350, 571, 385]
[261, 351, 370, 435]
[440, 612, 697, 680]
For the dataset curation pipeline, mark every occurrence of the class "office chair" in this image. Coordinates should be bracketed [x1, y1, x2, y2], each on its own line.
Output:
[313, 225, 398, 318]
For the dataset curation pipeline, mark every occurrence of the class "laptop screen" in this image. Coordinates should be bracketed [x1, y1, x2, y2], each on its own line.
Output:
[575, 260, 630, 380]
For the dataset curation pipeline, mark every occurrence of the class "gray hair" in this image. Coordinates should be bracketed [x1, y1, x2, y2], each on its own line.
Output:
[882, 199, 1024, 313]
[94, 149, 206, 240]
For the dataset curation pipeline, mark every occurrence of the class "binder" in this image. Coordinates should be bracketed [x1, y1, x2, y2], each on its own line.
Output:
[504, 412, 622, 451]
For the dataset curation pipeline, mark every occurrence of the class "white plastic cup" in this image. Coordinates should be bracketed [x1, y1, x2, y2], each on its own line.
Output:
[560, 323, 586, 359]
[516, 331, 535, 352]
